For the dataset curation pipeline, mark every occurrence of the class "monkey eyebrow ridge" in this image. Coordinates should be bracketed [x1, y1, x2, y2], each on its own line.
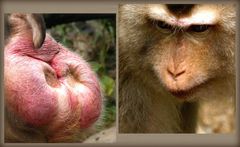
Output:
[148, 6, 218, 28]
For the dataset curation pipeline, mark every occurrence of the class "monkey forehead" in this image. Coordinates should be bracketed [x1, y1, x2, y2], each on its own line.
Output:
[147, 4, 221, 27]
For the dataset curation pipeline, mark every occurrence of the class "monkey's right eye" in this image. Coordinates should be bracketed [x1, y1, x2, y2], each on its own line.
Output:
[189, 25, 210, 33]
[155, 21, 172, 30]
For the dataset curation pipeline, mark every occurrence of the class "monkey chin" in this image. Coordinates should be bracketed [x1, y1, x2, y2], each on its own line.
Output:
[174, 75, 234, 103]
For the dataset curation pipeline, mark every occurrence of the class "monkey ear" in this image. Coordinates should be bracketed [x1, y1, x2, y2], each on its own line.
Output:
[5, 13, 46, 49]
[26, 14, 46, 49]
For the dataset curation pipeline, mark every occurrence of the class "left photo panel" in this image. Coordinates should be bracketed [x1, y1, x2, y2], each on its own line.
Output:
[4, 13, 116, 143]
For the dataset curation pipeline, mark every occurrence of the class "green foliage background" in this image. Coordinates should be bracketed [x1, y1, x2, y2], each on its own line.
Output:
[49, 16, 116, 131]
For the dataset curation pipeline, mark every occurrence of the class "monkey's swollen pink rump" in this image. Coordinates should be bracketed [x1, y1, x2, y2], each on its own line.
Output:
[4, 34, 102, 131]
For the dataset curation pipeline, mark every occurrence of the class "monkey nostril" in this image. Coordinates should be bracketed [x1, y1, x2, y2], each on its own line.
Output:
[167, 68, 174, 77]
[176, 70, 185, 77]
[167, 68, 186, 80]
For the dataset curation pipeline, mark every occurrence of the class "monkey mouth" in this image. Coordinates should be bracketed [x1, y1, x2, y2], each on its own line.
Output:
[167, 80, 208, 99]
[169, 89, 194, 99]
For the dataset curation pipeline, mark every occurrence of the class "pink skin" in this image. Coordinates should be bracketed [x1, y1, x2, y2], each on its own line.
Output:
[4, 34, 102, 134]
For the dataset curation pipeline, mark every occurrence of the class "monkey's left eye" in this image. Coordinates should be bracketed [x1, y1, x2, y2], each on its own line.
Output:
[155, 21, 172, 30]
[189, 25, 210, 32]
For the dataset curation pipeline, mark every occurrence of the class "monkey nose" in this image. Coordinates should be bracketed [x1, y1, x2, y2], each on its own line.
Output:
[167, 67, 186, 80]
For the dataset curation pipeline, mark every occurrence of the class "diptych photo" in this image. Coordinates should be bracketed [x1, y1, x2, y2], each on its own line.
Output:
[2, 2, 237, 144]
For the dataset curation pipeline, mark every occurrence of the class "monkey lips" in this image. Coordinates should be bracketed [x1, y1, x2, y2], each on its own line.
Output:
[4, 34, 102, 135]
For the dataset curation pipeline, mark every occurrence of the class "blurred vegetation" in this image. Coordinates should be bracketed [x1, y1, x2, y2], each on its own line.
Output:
[48, 16, 116, 130]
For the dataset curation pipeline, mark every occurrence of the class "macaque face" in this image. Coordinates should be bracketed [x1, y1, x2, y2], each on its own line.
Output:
[4, 14, 102, 141]
[119, 4, 235, 100]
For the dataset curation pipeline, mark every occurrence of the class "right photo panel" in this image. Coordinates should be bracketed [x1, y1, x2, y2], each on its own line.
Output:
[118, 4, 236, 134]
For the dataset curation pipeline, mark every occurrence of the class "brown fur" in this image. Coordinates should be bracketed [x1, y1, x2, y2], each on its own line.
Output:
[119, 4, 235, 133]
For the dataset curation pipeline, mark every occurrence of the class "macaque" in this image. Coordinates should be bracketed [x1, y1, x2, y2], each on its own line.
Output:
[4, 13, 102, 142]
[119, 4, 235, 133]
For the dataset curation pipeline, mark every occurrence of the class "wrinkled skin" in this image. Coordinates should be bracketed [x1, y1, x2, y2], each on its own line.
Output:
[4, 14, 102, 142]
